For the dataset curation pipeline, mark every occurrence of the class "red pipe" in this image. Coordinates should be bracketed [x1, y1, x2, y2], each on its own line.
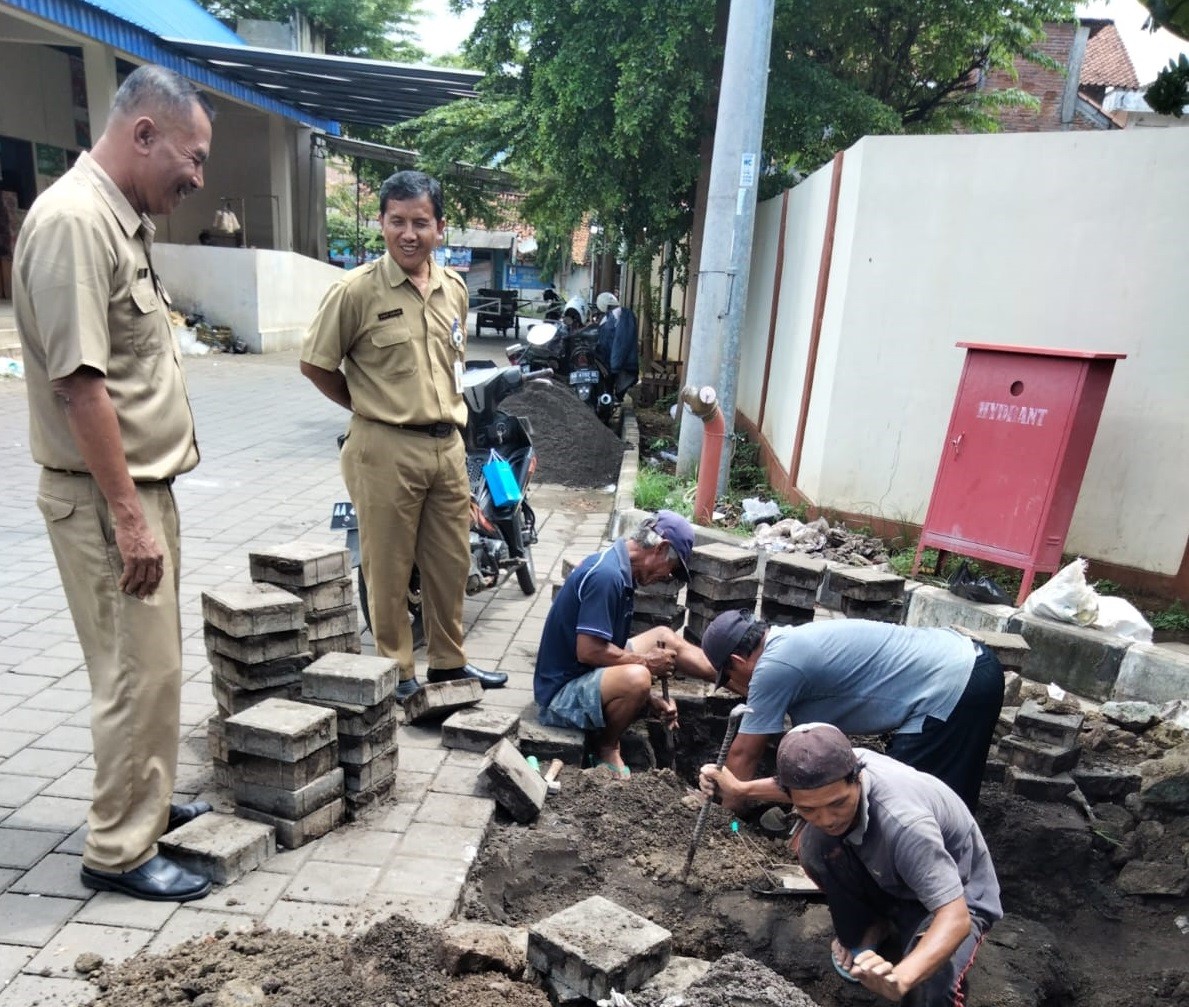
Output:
[682, 385, 727, 525]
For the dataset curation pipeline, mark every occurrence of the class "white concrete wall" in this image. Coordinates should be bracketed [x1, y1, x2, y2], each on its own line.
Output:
[744, 128, 1189, 576]
[153, 244, 344, 353]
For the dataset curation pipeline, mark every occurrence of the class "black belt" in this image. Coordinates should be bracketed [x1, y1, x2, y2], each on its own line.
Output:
[43, 466, 174, 486]
[392, 422, 460, 438]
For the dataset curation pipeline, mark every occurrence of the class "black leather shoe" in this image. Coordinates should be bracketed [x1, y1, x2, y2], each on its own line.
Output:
[80, 854, 212, 902]
[167, 800, 213, 833]
[394, 676, 422, 701]
[427, 664, 508, 689]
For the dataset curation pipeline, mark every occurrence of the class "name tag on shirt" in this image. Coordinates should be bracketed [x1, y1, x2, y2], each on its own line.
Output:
[454, 359, 464, 395]
[378, 308, 404, 321]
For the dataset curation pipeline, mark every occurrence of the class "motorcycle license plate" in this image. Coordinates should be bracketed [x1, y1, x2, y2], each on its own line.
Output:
[569, 368, 600, 385]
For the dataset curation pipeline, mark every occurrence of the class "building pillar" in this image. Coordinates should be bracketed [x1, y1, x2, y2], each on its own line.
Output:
[82, 43, 117, 142]
[268, 117, 294, 251]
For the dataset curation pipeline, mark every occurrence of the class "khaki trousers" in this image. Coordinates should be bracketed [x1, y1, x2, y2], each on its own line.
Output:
[341, 417, 470, 679]
[37, 469, 182, 872]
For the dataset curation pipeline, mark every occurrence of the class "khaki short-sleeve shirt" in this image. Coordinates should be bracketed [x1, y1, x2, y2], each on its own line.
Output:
[13, 153, 200, 480]
[301, 253, 468, 428]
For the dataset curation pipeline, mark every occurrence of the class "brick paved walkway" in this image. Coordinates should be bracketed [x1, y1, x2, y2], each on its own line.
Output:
[0, 351, 613, 1005]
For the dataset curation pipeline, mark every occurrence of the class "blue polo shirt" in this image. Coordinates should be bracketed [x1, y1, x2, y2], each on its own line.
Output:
[535, 539, 635, 709]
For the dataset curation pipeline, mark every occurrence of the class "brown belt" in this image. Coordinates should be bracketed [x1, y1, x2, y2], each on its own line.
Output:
[43, 466, 174, 486]
[391, 422, 461, 438]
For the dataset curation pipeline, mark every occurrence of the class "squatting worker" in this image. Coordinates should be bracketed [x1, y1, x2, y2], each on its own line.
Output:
[14, 65, 216, 902]
[700, 611, 1004, 811]
[702, 724, 1001, 1006]
[534, 511, 716, 776]
[300, 170, 506, 699]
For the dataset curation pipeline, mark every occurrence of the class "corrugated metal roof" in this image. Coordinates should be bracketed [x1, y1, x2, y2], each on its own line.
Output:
[79, 0, 243, 45]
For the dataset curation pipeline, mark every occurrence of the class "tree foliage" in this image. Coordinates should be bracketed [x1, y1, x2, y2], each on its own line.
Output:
[1137, 0, 1189, 115]
[403, 0, 1075, 268]
[196, 0, 423, 60]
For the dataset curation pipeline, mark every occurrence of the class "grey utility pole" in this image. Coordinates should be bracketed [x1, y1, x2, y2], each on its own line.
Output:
[676, 0, 775, 494]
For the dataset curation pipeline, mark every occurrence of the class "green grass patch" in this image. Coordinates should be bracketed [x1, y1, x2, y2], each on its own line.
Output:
[634, 467, 694, 517]
[1151, 600, 1189, 634]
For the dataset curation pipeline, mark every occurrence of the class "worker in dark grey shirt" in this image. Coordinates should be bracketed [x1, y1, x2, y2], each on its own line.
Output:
[702, 723, 1001, 1006]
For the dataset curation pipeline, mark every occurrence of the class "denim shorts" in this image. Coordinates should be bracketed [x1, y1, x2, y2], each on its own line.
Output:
[538, 669, 606, 731]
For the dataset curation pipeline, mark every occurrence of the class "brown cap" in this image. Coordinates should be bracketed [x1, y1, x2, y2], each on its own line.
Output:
[775, 723, 858, 791]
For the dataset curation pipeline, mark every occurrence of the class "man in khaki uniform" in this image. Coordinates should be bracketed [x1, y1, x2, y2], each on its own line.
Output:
[14, 65, 215, 901]
[301, 170, 506, 698]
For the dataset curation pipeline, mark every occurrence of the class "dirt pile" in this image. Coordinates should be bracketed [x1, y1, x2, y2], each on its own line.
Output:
[505, 379, 624, 487]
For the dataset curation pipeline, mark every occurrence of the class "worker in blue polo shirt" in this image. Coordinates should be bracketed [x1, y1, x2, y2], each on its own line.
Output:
[534, 511, 716, 776]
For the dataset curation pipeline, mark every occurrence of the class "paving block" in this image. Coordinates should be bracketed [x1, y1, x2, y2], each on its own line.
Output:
[1072, 763, 1142, 803]
[237, 797, 345, 849]
[686, 575, 759, 605]
[905, 584, 1017, 634]
[233, 768, 345, 819]
[303, 696, 396, 738]
[310, 632, 362, 658]
[158, 812, 275, 885]
[302, 652, 398, 707]
[686, 543, 757, 581]
[306, 604, 360, 641]
[212, 757, 233, 789]
[527, 895, 672, 1001]
[343, 778, 395, 820]
[249, 541, 351, 589]
[1013, 700, 1084, 749]
[338, 721, 396, 766]
[633, 592, 682, 618]
[518, 704, 585, 763]
[1006, 612, 1131, 701]
[288, 576, 354, 615]
[1004, 766, 1076, 802]
[1111, 643, 1189, 705]
[685, 594, 745, 622]
[204, 624, 309, 665]
[840, 596, 905, 623]
[201, 583, 305, 638]
[342, 749, 398, 792]
[635, 578, 681, 602]
[829, 566, 905, 602]
[224, 698, 337, 763]
[480, 738, 548, 823]
[212, 677, 302, 718]
[950, 627, 1031, 672]
[402, 678, 483, 724]
[759, 599, 815, 626]
[763, 553, 826, 590]
[630, 608, 686, 636]
[207, 716, 229, 762]
[761, 580, 818, 609]
[442, 707, 520, 753]
[998, 735, 1080, 776]
[229, 741, 340, 790]
[208, 650, 312, 690]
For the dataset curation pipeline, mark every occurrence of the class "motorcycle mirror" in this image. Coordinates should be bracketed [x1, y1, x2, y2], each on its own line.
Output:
[526, 322, 557, 347]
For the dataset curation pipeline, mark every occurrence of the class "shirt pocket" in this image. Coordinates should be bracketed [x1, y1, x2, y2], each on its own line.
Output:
[128, 278, 166, 357]
[369, 323, 417, 376]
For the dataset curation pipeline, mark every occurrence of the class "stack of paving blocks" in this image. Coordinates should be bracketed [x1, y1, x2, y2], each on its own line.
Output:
[224, 697, 345, 847]
[249, 541, 360, 657]
[202, 583, 313, 786]
[301, 652, 400, 819]
[998, 699, 1084, 802]
[684, 543, 758, 642]
[632, 579, 685, 636]
[830, 566, 906, 623]
[761, 553, 825, 625]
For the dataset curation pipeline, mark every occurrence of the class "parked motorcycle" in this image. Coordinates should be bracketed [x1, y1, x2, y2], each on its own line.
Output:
[506, 319, 616, 426]
[331, 363, 547, 638]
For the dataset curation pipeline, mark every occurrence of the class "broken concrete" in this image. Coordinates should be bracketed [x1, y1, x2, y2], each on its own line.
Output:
[158, 812, 275, 885]
[438, 921, 528, 977]
[1137, 742, 1189, 813]
[480, 737, 548, 824]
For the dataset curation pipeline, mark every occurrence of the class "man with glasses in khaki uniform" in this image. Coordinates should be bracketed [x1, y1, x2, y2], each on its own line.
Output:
[300, 171, 506, 699]
[14, 65, 215, 901]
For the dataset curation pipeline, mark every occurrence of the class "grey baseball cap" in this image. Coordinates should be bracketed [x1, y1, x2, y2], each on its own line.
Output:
[701, 609, 756, 687]
[775, 723, 858, 792]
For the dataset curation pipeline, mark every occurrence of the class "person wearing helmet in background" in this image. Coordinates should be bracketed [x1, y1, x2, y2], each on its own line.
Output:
[595, 291, 639, 399]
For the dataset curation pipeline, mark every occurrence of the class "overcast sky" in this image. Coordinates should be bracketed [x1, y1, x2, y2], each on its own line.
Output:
[411, 1, 1186, 83]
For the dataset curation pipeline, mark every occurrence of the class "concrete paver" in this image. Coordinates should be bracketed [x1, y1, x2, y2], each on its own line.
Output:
[0, 350, 615, 966]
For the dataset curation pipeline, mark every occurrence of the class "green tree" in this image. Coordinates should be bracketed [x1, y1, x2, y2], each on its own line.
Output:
[1137, 0, 1189, 116]
[197, 0, 423, 60]
[325, 165, 384, 260]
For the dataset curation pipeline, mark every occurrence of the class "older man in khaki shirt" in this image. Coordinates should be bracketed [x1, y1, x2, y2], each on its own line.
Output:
[15, 65, 214, 902]
[301, 170, 506, 697]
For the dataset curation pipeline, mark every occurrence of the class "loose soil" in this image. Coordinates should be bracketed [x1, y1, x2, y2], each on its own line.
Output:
[90, 765, 1188, 1007]
[506, 379, 625, 488]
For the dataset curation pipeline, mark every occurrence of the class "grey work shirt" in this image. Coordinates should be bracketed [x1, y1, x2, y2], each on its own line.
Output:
[843, 749, 1002, 922]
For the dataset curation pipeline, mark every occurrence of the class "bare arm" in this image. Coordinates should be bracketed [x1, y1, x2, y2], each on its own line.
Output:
[699, 732, 790, 812]
[52, 368, 161, 599]
[300, 360, 352, 410]
[850, 896, 972, 1001]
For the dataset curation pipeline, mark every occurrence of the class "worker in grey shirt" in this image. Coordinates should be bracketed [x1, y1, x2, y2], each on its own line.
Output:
[702, 723, 1001, 1005]
[700, 612, 1004, 811]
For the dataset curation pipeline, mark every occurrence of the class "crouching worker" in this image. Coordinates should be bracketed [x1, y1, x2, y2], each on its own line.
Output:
[701, 723, 1001, 1005]
[533, 511, 716, 776]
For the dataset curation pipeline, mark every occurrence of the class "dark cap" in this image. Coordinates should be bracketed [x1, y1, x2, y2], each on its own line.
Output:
[775, 723, 858, 792]
[650, 510, 694, 582]
[701, 609, 756, 687]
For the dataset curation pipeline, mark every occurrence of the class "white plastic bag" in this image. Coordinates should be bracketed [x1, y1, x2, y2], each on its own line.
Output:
[1093, 596, 1153, 643]
[1022, 558, 1098, 626]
